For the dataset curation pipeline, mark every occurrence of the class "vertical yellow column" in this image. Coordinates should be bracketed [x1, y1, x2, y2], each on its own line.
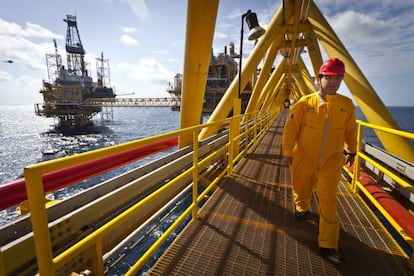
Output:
[179, 0, 219, 147]
[24, 167, 54, 275]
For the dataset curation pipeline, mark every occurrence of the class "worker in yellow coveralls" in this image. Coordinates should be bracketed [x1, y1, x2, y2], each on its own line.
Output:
[281, 58, 357, 264]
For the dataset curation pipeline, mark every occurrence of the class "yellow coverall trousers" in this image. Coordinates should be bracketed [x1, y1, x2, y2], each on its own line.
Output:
[291, 149, 345, 249]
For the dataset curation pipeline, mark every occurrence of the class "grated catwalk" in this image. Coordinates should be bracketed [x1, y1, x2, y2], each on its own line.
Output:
[149, 110, 411, 276]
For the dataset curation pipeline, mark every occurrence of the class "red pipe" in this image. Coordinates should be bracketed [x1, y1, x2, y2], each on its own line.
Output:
[0, 179, 27, 211]
[350, 166, 414, 240]
[0, 136, 178, 210]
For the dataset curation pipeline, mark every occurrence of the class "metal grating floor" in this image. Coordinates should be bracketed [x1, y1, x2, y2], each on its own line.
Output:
[148, 110, 412, 275]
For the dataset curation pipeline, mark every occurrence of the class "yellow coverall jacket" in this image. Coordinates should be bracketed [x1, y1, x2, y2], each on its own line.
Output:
[282, 92, 357, 249]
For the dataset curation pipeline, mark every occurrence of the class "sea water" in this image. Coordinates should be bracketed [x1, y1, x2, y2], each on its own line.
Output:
[0, 104, 413, 274]
[0, 105, 181, 224]
[1, 105, 413, 202]
[1, 105, 412, 185]
[0, 105, 180, 183]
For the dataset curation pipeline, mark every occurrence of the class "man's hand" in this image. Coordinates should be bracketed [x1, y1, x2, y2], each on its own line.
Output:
[281, 156, 293, 167]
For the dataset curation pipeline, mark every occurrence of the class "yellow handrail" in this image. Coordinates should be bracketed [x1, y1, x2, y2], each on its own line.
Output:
[23, 108, 278, 275]
[125, 110, 277, 275]
[349, 119, 414, 268]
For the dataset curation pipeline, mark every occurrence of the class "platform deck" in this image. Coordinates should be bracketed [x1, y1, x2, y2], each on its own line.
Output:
[149, 111, 411, 275]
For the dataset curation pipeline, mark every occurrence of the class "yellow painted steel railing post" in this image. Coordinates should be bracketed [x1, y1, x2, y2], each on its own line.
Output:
[232, 98, 241, 169]
[228, 118, 235, 176]
[244, 114, 250, 152]
[0, 248, 5, 276]
[351, 121, 364, 193]
[91, 237, 104, 275]
[228, 98, 241, 176]
[24, 167, 55, 276]
[192, 129, 199, 219]
[253, 112, 258, 142]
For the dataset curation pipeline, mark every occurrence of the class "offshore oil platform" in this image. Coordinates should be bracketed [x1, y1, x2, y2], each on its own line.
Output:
[1, 1, 414, 275]
[167, 43, 253, 113]
[35, 15, 115, 127]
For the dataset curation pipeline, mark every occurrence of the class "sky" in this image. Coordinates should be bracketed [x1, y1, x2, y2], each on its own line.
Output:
[0, 0, 413, 106]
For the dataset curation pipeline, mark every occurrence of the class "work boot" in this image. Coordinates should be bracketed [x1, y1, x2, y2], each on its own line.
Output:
[319, 247, 343, 264]
[294, 210, 310, 221]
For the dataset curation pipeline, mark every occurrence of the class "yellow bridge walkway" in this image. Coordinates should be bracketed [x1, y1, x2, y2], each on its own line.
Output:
[148, 111, 411, 275]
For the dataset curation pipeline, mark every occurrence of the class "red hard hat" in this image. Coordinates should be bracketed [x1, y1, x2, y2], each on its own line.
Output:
[319, 58, 345, 76]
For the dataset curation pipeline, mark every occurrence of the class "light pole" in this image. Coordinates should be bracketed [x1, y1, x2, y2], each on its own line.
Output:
[229, 10, 265, 168]
[238, 10, 265, 99]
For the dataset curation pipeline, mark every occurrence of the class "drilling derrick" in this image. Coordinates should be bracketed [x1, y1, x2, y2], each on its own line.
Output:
[64, 15, 86, 78]
[35, 14, 115, 128]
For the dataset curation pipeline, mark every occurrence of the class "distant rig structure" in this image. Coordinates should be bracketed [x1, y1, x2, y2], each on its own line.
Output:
[35, 15, 115, 128]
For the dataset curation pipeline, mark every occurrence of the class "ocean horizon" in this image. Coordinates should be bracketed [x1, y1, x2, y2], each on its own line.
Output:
[1, 104, 413, 185]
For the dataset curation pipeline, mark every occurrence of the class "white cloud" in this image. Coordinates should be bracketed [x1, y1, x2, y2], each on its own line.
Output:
[114, 58, 173, 97]
[153, 49, 169, 55]
[121, 0, 151, 24]
[117, 58, 172, 82]
[0, 70, 12, 81]
[25, 22, 60, 38]
[0, 18, 62, 39]
[120, 34, 139, 46]
[214, 31, 228, 40]
[327, 9, 414, 76]
[331, 11, 391, 45]
[167, 57, 179, 63]
[0, 35, 53, 71]
[0, 18, 63, 104]
[0, 18, 61, 72]
[227, 8, 242, 20]
[121, 27, 136, 33]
